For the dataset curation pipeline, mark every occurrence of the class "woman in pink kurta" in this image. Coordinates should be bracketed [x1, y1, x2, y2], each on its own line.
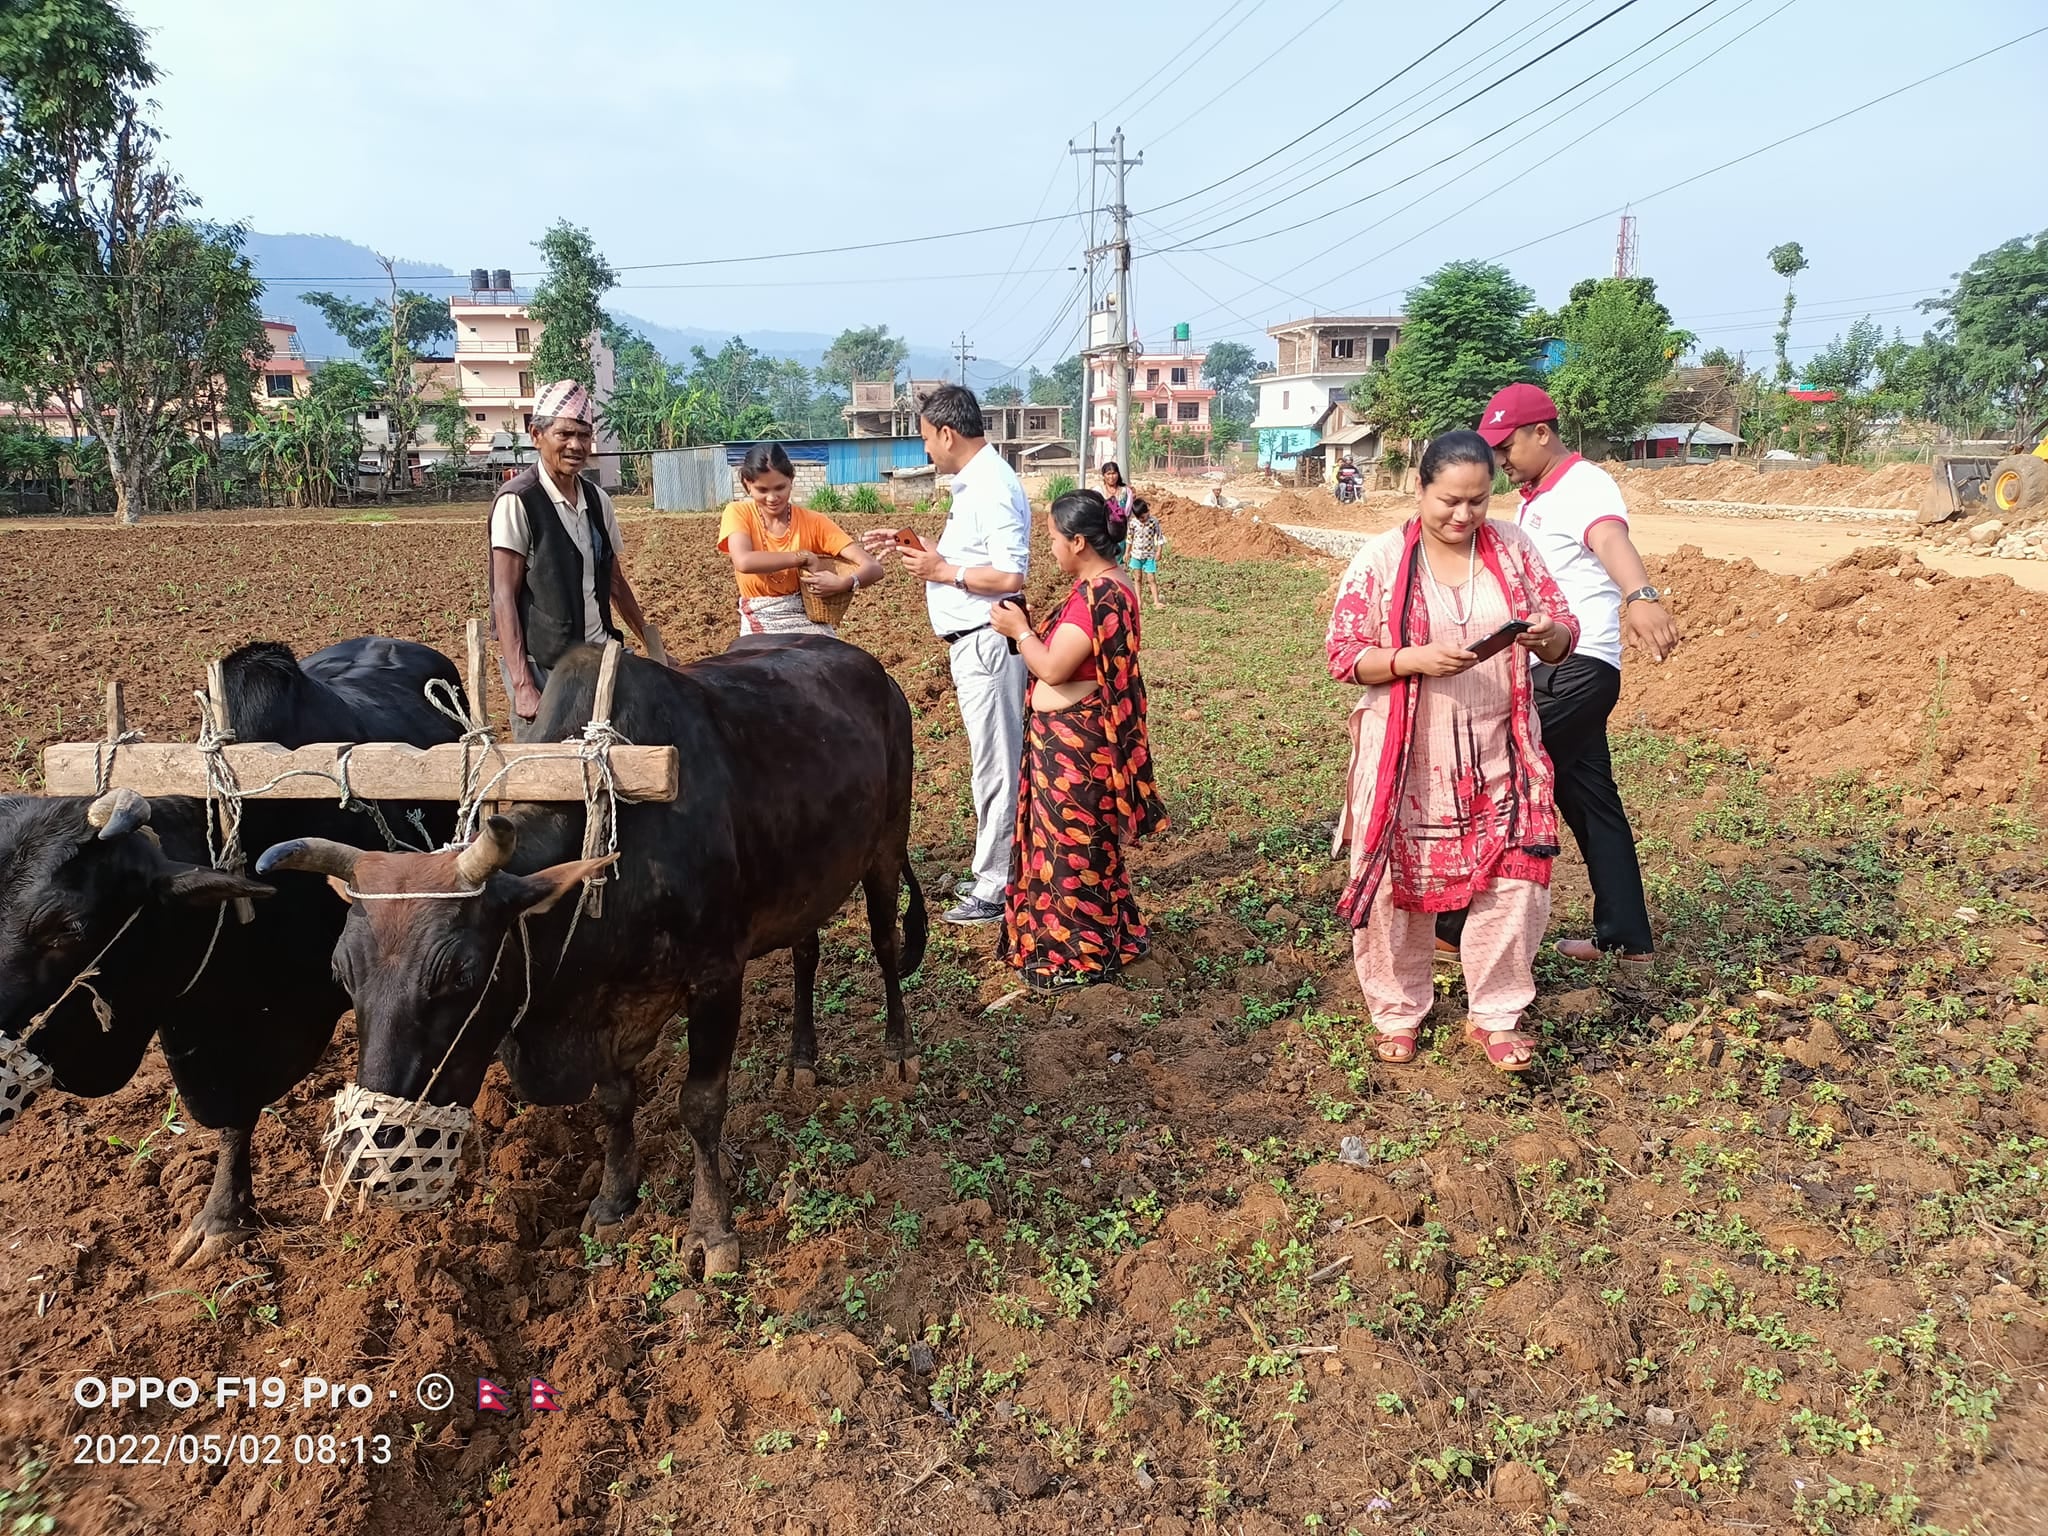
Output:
[1325, 430, 1580, 1071]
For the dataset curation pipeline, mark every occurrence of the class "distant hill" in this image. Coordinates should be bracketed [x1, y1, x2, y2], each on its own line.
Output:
[245, 231, 1004, 385]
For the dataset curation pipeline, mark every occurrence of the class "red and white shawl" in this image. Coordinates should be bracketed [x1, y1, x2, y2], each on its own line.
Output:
[1325, 517, 1580, 930]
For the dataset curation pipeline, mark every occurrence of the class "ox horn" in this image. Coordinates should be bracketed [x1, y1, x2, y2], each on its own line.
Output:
[85, 787, 151, 841]
[454, 816, 517, 889]
[255, 838, 365, 881]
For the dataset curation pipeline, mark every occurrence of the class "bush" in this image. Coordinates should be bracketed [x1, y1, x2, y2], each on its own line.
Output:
[1042, 474, 1078, 503]
[846, 484, 885, 515]
[808, 484, 846, 513]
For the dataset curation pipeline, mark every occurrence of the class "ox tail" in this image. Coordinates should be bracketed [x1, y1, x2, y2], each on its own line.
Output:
[897, 857, 929, 979]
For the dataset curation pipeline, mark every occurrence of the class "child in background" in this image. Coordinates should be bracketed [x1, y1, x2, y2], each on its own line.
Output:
[1124, 495, 1165, 609]
[719, 443, 884, 635]
[1100, 461, 1134, 549]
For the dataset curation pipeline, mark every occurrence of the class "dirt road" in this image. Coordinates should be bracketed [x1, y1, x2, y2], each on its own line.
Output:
[1265, 497, 2048, 591]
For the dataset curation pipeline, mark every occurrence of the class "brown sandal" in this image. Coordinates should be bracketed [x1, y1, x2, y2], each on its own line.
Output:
[1375, 1029, 1419, 1064]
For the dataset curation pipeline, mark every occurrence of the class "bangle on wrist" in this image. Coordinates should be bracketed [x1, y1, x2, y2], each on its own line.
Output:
[1390, 646, 1405, 679]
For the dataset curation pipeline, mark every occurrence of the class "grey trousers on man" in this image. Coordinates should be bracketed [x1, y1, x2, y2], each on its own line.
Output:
[949, 627, 1026, 904]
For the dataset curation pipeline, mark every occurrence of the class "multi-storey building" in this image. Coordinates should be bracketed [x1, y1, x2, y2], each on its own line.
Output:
[1086, 328, 1218, 469]
[1252, 315, 1404, 470]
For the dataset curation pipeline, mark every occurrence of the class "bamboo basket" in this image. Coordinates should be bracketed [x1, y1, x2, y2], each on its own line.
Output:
[801, 555, 864, 627]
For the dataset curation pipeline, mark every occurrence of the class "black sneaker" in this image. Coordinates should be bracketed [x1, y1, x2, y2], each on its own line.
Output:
[942, 896, 1004, 925]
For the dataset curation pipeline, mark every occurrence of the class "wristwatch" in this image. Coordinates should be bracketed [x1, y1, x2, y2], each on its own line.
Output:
[1623, 585, 1661, 606]
[953, 568, 969, 593]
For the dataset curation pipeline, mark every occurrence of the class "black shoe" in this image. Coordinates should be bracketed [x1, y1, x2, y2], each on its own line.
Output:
[942, 896, 1004, 925]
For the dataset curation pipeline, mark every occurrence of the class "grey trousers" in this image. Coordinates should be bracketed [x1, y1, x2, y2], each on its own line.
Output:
[948, 628, 1026, 904]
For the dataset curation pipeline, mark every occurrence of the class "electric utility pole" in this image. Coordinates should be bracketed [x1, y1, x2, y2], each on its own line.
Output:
[1073, 126, 1141, 476]
[953, 331, 975, 386]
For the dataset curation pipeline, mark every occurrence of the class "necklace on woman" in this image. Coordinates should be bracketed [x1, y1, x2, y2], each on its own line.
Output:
[1424, 537, 1476, 627]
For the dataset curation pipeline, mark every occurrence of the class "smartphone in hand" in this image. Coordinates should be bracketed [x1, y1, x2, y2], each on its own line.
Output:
[1466, 619, 1531, 662]
[895, 529, 926, 552]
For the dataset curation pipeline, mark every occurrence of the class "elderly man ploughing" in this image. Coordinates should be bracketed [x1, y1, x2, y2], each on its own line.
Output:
[489, 379, 667, 727]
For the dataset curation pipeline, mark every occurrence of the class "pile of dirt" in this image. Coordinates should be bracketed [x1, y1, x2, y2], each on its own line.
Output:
[1139, 488, 1314, 561]
[1612, 459, 1929, 512]
[1628, 543, 2048, 803]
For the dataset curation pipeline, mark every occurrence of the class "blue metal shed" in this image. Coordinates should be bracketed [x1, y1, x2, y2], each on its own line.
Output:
[722, 437, 928, 486]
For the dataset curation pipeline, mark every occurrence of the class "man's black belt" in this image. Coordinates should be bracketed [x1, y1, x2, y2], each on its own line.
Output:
[940, 624, 989, 645]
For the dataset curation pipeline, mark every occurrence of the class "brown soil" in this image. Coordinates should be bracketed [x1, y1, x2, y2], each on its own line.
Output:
[1138, 488, 1315, 562]
[0, 518, 2041, 1535]
[1630, 544, 2048, 806]
[1610, 459, 1931, 512]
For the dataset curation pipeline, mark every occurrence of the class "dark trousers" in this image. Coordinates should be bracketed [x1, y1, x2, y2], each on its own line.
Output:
[1437, 653, 1654, 955]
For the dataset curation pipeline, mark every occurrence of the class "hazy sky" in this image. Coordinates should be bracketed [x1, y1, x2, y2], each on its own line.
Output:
[126, 0, 2048, 378]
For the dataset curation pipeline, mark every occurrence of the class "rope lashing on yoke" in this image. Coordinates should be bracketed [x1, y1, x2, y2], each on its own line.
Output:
[421, 647, 631, 922]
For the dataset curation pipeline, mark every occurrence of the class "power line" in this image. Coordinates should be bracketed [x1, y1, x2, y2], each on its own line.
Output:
[1123, 0, 1275, 129]
[1136, 0, 1517, 219]
[1166, 0, 1727, 255]
[1150, 0, 1658, 253]
[1144, 0, 1348, 146]
[1099, 0, 1262, 125]
[1172, 0, 1796, 332]
[1138, 0, 1600, 242]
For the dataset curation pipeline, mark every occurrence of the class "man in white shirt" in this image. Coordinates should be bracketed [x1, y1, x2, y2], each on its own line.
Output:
[861, 385, 1029, 924]
[1441, 384, 1681, 987]
[488, 379, 662, 729]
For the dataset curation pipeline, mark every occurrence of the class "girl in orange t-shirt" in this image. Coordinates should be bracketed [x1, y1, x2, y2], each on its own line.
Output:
[719, 443, 885, 635]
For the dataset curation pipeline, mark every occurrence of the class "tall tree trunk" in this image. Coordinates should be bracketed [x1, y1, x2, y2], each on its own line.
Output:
[106, 439, 147, 526]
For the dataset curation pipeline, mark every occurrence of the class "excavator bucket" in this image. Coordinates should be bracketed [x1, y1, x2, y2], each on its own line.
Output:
[1919, 455, 1996, 525]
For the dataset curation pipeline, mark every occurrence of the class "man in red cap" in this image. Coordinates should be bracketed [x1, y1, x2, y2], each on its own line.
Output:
[1439, 382, 1679, 989]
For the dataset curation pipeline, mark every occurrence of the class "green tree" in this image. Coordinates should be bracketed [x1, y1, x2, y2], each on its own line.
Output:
[1922, 230, 2048, 442]
[1802, 317, 1900, 462]
[528, 219, 617, 391]
[820, 324, 908, 389]
[1698, 345, 1739, 372]
[423, 388, 475, 469]
[306, 358, 378, 414]
[983, 382, 1023, 406]
[1543, 277, 1693, 451]
[1365, 260, 1534, 440]
[1768, 241, 1809, 384]
[302, 258, 438, 499]
[0, 0, 267, 522]
[1029, 354, 1086, 414]
[1202, 339, 1261, 427]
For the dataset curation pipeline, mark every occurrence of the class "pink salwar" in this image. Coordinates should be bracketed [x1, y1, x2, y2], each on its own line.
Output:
[1352, 876, 1548, 1037]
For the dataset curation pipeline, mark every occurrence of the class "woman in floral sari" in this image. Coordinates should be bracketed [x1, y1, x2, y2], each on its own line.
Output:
[990, 489, 1166, 990]
[1325, 431, 1579, 1071]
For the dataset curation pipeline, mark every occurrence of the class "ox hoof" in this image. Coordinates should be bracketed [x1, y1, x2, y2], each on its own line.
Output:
[884, 1054, 920, 1087]
[168, 1212, 258, 1269]
[580, 1195, 642, 1239]
[696, 1231, 742, 1279]
[774, 1064, 818, 1095]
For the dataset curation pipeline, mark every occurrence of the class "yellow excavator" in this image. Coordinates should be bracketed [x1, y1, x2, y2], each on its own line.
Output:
[1923, 430, 2048, 524]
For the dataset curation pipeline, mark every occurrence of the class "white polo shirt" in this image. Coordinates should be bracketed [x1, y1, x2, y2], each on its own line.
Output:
[926, 443, 1031, 638]
[489, 470, 625, 647]
[1514, 454, 1630, 670]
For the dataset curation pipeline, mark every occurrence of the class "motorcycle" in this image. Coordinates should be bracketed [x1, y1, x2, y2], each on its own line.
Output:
[1334, 465, 1363, 504]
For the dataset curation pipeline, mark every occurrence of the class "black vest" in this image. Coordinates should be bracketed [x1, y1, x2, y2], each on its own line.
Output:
[502, 467, 620, 668]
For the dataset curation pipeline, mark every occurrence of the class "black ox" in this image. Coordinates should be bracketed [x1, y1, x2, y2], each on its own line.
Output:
[0, 638, 464, 1264]
[257, 634, 926, 1275]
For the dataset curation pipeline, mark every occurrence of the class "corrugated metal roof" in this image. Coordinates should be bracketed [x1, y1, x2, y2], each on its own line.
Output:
[1635, 421, 1741, 446]
[1322, 421, 1378, 446]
